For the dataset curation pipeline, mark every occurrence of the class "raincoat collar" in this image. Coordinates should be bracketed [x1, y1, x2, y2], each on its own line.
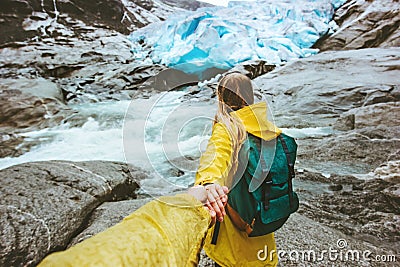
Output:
[232, 101, 281, 141]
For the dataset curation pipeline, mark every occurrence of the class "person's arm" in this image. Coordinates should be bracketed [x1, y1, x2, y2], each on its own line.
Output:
[38, 191, 214, 267]
[195, 122, 233, 221]
[195, 122, 233, 186]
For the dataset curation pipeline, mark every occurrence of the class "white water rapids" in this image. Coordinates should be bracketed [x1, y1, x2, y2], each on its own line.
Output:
[0, 90, 335, 194]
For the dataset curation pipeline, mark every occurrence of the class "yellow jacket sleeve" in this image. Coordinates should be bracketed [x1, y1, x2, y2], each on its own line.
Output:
[195, 122, 233, 186]
[38, 194, 211, 267]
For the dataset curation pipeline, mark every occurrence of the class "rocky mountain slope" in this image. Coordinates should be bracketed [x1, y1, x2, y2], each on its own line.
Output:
[0, 0, 211, 45]
[313, 0, 400, 50]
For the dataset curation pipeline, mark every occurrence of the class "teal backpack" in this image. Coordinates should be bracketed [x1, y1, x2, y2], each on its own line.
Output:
[212, 133, 299, 243]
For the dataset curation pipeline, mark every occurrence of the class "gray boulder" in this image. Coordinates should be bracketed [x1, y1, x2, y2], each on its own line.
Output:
[0, 160, 147, 267]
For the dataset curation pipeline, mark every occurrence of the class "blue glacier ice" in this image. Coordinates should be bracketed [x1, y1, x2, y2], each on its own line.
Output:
[129, 0, 347, 76]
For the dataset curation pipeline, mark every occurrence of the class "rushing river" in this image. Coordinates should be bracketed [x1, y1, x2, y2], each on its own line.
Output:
[0, 88, 336, 195]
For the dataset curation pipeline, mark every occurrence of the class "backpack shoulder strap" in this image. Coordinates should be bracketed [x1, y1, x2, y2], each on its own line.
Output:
[278, 134, 295, 207]
[278, 134, 295, 178]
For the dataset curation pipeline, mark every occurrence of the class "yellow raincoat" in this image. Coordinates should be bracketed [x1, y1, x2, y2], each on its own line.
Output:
[195, 102, 281, 267]
[39, 194, 211, 267]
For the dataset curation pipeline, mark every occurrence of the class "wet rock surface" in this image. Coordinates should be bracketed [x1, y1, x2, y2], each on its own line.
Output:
[274, 213, 397, 267]
[314, 0, 400, 51]
[299, 173, 400, 254]
[254, 48, 400, 128]
[0, 160, 147, 266]
[298, 127, 399, 170]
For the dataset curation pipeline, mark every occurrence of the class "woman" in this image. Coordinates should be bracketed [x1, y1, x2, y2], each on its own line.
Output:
[195, 72, 281, 266]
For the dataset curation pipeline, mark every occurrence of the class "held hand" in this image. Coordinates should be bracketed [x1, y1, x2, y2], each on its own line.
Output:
[187, 185, 217, 225]
[187, 184, 228, 224]
[204, 183, 229, 222]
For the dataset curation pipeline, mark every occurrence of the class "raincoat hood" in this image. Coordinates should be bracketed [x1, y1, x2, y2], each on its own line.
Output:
[232, 101, 281, 141]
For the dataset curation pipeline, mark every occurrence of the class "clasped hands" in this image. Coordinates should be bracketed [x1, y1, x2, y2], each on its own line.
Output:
[188, 183, 228, 225]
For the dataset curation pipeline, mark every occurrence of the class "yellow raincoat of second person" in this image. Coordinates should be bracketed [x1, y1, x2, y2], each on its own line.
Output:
[195, 101, 281, 267]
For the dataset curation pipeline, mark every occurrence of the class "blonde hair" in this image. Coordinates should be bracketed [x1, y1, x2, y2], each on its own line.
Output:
[215, 73, 254, 185]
